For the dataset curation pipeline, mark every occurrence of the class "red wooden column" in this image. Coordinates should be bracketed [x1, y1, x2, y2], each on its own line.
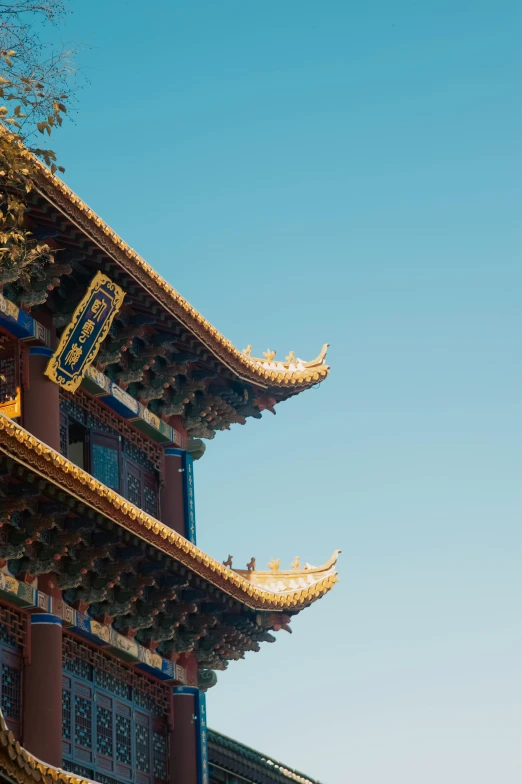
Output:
[23, 347, 61, 452]
[171, 689, 199, 784]
[23, 614, 63, 767]
[160, 449, 185, 535]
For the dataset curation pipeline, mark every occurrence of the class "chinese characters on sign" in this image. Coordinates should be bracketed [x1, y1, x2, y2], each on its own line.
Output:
[45, 272, 124, 392]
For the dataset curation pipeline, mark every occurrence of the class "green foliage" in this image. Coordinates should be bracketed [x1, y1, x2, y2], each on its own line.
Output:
[0, 1, 79, 294]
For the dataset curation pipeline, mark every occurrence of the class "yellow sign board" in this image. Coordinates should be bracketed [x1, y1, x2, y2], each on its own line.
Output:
[45, 272, 124, 392]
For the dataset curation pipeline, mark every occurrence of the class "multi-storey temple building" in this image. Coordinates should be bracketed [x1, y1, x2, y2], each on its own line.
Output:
[0, 148, 337, 784]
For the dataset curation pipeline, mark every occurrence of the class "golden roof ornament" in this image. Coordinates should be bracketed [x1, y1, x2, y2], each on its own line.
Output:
[242, 345, 252, 356]
[247, 343, 330, 375]
[235, 551, 341, 601]
[222, 555, 233, 568]
[246, 557, 256, 572]
[268, 558, 280, 572]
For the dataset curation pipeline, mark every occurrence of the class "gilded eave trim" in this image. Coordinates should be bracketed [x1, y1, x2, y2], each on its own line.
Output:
[0, 414, 338, 611]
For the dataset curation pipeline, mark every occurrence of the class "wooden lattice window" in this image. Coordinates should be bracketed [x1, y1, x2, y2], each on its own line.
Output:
[91, 431, 121, 492]
[59, 396, 160, 515]
[0, 604, 26, 651]
[60, 412, 69, 457]
[0, 647, 22, 738]
[62, 635, 169, 784]
[60, 389, 162, 470]
[0, 603, 25, 739]
[123, 459, 158, 519]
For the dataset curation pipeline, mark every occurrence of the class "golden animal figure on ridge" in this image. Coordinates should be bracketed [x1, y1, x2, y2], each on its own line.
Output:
[285, 351, 296, 363]
[246, 557, 256, 572]
[268, 558, 280, 572]
[291, 556, 300, 570]
[242, 345, 252, 356]
[223, 555, 233, 568]
[263, 349, 276, 361]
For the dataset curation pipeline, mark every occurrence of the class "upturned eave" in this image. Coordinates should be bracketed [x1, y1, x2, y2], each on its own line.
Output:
[0, 413, 339, 613]
[10, 138, 330, 394]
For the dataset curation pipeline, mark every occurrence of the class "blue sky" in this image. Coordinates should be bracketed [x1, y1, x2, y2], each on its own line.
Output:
[47, 2, 521, 782]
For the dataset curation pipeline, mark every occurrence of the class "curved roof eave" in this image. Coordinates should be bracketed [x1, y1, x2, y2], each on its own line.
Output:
[15, 144, 331, 392]
[0, 413, 339, 612]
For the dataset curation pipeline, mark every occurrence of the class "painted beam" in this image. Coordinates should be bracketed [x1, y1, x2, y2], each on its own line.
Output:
[82, 365, 181, 445]
[0, 293, 50, 344]
[0, 570, 187, 684]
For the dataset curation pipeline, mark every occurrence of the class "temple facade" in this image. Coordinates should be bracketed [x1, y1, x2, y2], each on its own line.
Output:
[0, 145, 336, 784]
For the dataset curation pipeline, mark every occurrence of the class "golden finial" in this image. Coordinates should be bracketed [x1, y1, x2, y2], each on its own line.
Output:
[285, 350, 296, 363]
[291, 556, 300, 571]
[223, 555, 233, 568]
[263, 349, 276, 361]
[246, 557, 256, 572]
[242, 345, 252, 356]
[268, 558, 280, 572]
